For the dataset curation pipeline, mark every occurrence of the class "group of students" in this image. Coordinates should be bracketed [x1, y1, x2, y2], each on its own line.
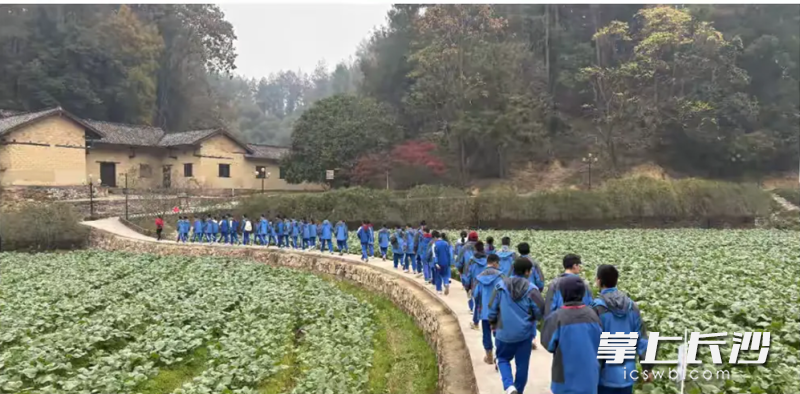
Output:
[170, 215, 351, 252]
[452, 231, 650, 394]
[355, 221, 456, 295]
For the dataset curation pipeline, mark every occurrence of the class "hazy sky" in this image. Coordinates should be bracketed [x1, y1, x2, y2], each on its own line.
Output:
[220, 4, 392, 79]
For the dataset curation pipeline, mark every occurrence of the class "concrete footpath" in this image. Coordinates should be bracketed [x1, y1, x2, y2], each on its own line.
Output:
[82, 218, 553, 394]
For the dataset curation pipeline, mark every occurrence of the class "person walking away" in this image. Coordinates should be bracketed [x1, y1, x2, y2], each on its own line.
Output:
[391, 227, 405, 269]
[192, 216, 204, 243]
[309, 220, 318, 249]
[204, 216, 214, 243]
[592, 264, 652, 394]
[456, 231, 479, 311]
[230, 215, 240, 245]
[378, 224, 390, 261]
[269, 218, 278, 246]
[417, 228, 433, 281]
[431, 231, 452, 295]
[404, 224, 417, 273]
[486, 236, 496, 254]
[454, 230, 468, 261]
[472, 253, 503, 364]
[243, 215, 253, 245]
[488, 257, 546, 394]
[367, 221, 375, 258]
[541, 276, 602, 394]
[220, 214, 230, 244]
[213, 216, 222, 243]
[290, 218, 300, 249]
[176, 217, 183, 242]
[464, 241, 488, 329]
[301, 218, 310, 250]
[155, 215, 164, 241]
[496, 237, 517, 276]
[517, 243, 545, 291]
[544, 254, 593, 318]
[276, 216, 285, 247]
[335, 220, 349, 255]
[413, 221, 425, 271]
[356, 220, 371, 262]
[258, 215, 269, 246]
[320, 219, 333, 253]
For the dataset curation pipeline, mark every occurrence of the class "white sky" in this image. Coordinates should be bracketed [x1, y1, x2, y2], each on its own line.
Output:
[220, 4, 392, 78]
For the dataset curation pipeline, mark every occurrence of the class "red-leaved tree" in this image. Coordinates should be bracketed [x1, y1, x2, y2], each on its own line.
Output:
[353, 140, 447, 188]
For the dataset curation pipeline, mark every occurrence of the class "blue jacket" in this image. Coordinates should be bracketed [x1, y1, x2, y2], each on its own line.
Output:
[276, 220, 285, 235]
[404, 229, 417, 254]
[321, 220, 332, 239]
[432, 239, 452, 267]
[592, 288, 649, 389]
[378, 228, 390, 248]
[309, 223, 318, 238]
[416, 233, 432, 261]
[464, 252, 488, 290]
[290, 220, 299, 237]
[258, 218, 268, 235]
[544, 273, 593, 317]
[473, 267, 503, 321]
[391, 230, 405, 254]
[496, 246, 517, 277]
[455, 241, 476, 274]
[542, 303, 602, 394]
[220, 219, 229, 233]
[231, 220, 239, 234]
[302, 222, 310, 239]
[213, 220, 220, 234]
[488, 276, 545, 343]
[368, 226, 374, 243]
[204, 219, 213, 234]
[520, 254, 545, 291]
[335, 222, 348, 241]
[269, 221, 277, 236]
[356, 225, 371, 244]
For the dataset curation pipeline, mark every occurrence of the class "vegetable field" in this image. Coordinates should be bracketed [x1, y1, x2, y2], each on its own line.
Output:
[0, 252, 436, 394]
[346, 229, 799, 394]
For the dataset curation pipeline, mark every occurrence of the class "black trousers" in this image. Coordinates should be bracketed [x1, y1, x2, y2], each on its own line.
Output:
[156, 228, 163, 240]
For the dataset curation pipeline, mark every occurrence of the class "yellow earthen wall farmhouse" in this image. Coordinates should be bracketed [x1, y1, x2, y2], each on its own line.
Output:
[86, 145, 165, 188]
[0, 116, 87, 186]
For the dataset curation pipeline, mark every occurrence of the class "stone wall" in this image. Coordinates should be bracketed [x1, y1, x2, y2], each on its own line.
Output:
[87, 228, 478, 394]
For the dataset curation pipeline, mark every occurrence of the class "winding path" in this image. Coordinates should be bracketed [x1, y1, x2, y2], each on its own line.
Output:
[82, 217, 553, 394]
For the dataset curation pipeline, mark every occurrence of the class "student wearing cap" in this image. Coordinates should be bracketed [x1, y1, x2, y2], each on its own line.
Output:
[543, 254, 593, 317]
[541, 275, 603, 394]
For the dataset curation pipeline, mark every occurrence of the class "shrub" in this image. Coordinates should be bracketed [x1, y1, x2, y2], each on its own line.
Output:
[232, 178, 770, 229]
[0, 202, 88, 251]
[773, 187, 800, 207]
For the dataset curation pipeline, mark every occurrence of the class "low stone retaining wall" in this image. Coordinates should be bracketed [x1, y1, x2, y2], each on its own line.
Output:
[86, 227, 477, 394]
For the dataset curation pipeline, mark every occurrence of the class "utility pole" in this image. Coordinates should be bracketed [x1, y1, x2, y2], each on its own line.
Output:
[123, 172, 129, 221]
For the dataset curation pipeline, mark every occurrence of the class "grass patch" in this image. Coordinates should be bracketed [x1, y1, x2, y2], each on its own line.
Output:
[331, 279, 438, 394]
[137, 343, 213, 394]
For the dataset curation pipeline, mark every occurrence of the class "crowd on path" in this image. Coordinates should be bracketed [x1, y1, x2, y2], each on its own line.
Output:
[157, 215, 653, 394]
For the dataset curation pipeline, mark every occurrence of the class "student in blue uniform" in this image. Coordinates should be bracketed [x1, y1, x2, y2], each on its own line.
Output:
[335, 220, 348, 255]
[308, 220, 318, 249]
[257, 214, 268, 245]
[495, 237, 516, 276]
[275, 216, 285, 247]
[517, 243, 545, 291]
[472, 253, 504, 364]
[204, 216, 214, 242]
[301, 218, 310, 249]
[464, 241, 488, 329]
[417, 228, 433, 280]
[488, 257, 546, 394]
[356, 220, 371, 262]
[220, 214, 230, 244]
[290, 218, 299, 249]
[431, 230, 452, 295]
[320, 219, 333, 253]
[367, 221, 375, 258]
[456, 231, 479, 311]
[230, 215, 240, 245]
[391, 226, 405, 269]
[377, 224, 390, 261]
[592, 265, 652, 394]
[544, 254, 593, 318]
[403, 224, 417, 273]
[542, 276, 603, 394]
[269, 218, 278, 246]
[485, 236, 496, 254]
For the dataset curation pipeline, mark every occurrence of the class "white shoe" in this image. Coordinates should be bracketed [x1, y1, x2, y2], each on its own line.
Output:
[506, 386, 518, 394]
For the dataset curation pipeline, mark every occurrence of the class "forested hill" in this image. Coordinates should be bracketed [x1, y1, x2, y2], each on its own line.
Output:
[0, 4, 360, 146]
[0, 5, 798, 186]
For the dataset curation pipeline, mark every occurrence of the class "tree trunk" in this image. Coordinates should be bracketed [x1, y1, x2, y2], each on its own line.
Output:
[545, 5, 551, 92]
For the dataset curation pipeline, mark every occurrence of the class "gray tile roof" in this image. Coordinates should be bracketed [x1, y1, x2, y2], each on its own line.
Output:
[85, 120, 164, 146]
[158, 129, 218, 147]
[0, 109, 26, 118]
[246, 144, 289, 161]
[0, 107, 104, 139]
